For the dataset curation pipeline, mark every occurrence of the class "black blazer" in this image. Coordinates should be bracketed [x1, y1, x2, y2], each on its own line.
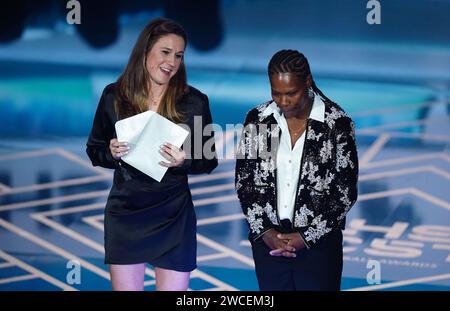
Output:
[86, 83, 218, 187]
[235, 96, 358, 248]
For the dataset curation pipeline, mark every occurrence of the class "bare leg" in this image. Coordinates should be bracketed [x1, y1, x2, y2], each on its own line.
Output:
[109, 263, 146, 291]
[155, 267, 190, 291]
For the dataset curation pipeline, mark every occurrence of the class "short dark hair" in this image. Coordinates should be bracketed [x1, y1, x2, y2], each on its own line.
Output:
[268, 49, 331, 101]
[268, 49, 311, 81]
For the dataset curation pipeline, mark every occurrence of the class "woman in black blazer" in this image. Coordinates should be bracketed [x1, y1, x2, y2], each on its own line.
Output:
[86, 18, 217, 291]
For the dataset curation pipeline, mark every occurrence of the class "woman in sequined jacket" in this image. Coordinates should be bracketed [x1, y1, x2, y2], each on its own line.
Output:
[235, 50, 358, 290]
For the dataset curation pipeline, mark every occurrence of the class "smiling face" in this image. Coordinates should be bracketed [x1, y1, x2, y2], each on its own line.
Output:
[269, 72, 312, 118]
[145, 34, 185, 86]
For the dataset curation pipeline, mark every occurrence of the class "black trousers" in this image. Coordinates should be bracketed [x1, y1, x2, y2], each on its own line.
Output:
[251, 220, 343, 291]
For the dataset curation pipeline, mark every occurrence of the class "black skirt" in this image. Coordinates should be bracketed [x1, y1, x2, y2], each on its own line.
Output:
[104, 172, 196, 272]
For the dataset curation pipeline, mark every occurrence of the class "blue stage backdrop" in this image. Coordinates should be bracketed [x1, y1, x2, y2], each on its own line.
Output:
[0, 0, 449, 291]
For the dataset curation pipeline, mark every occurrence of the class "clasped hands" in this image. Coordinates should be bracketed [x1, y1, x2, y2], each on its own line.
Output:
[262, 229, 306, 257]
[109, 139, 186, 167]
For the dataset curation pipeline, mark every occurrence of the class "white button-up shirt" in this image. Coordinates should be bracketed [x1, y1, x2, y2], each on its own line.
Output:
[261, 94, 325, 222]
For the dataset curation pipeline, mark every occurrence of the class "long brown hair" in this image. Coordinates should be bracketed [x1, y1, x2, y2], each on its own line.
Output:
[115, 18, 188, 122]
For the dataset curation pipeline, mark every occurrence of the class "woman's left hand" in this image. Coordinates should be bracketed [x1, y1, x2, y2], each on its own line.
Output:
[159, 142, 186, 168]
[268, 232, 306, 257]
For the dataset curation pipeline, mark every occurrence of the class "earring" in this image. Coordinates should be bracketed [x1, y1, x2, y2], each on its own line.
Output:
[307, 87, 314, 98]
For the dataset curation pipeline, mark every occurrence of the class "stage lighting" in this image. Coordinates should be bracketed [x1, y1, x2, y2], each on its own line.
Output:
[75, 0, 119, 49]
[164, 0, 223, 51]
[0, 0, 26, 43]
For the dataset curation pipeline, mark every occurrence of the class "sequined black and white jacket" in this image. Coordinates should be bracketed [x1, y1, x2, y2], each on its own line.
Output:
[235, 96, 358, 248]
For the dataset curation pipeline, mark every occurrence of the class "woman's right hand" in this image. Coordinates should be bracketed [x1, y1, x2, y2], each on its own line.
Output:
[262, 229, 297, 257]
[109, 138, 129, 160]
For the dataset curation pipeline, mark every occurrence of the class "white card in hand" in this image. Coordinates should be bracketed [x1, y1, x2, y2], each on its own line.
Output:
[115, 110, 189, 182]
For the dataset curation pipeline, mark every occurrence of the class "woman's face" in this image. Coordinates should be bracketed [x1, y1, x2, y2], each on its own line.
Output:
[146, 34, 185, 86]
[270, 72, 310, 118]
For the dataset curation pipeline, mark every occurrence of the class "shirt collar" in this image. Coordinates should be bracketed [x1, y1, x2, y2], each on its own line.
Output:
[260, 92, 325, 123]
[309, 94, 325, 123]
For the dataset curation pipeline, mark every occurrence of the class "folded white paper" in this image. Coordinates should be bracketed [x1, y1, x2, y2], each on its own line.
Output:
[115, 110, 189, 182]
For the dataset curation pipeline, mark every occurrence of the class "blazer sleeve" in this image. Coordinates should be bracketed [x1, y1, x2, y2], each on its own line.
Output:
[235, 111, 275, 241]
[172, 93, 218, 175]
[85, 86, 120, 169]
[297, 117, 358, 248]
